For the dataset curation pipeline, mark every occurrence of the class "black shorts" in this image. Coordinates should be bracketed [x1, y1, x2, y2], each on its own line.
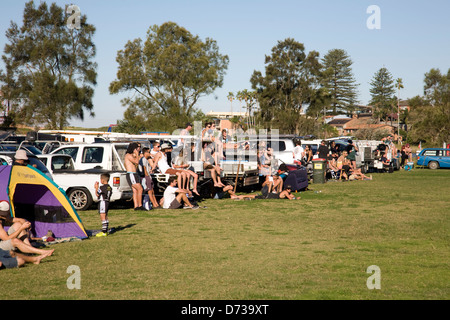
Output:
[98, 200, 109, 214]
[126, 172, 141, 187]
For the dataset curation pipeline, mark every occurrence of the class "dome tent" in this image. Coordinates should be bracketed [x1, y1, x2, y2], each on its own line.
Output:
[0, 164, 87, 239]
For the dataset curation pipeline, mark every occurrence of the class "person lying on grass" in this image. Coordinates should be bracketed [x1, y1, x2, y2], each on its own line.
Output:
[214, 184, 258, 200]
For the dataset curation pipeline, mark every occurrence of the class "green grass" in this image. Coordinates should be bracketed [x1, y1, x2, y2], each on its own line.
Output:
[1, 168, 449, 300]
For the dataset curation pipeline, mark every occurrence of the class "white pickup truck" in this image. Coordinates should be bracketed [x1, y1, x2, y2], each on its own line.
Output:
[49, 142, 130, 171]
[40, 148, 133, 210]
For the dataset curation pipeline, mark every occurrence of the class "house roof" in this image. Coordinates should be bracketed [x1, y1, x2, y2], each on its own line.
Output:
[343, 117, 394, 130]
[328, 118, 352, 126]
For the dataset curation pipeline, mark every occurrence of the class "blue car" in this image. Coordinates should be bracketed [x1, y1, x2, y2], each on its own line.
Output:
[416, 148, 450, 169]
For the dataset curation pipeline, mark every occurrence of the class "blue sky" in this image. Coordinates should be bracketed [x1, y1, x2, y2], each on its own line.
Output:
[1, 0, 449, 128]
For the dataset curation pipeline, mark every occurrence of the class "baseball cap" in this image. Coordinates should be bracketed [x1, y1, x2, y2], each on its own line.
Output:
[15, 149, 28, 160]
[161, 143, 171, 150]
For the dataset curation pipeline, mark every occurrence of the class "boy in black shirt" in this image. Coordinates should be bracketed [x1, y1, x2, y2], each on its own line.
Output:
[94, 173, 112, 237]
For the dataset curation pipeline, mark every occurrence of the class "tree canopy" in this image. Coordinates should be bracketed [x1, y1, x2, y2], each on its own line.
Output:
[369, 67, 396, 122]
[321, 49, 359, 115]
[408, 68, 450, 146]
[0, 1, 97, 129]
[109, 22, 229, 132]
[250, 38, 321, 134]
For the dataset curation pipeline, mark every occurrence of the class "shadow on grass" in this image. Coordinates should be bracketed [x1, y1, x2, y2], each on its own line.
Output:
[87, 223, 136, 236]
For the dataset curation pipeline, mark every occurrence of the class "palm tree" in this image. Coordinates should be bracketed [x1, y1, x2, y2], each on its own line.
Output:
[396, 78, 404, 135]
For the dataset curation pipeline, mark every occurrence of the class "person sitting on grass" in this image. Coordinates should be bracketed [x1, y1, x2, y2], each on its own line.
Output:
[0, 247, 50, 269]
[162, 176, 199, 210]
[258, 184, 299, 200]
[279, 185, 298, 200]
[0, 202, 54, 258]
[261, 175, 283, 196]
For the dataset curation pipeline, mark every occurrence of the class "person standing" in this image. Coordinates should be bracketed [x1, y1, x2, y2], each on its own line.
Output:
[140, 147, 161, 209]
[317, 140, 330, 159]
[124, 142, 144, 210]
[293, 140, 305, 166]
[94, 173, 112, 237]
[179, 122, 193, 145]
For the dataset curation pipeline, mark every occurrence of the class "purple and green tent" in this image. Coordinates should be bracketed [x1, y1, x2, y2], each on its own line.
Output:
[0, 164, 87, 239]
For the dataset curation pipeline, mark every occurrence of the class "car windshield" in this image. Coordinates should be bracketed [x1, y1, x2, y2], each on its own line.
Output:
[21, 145, 42, 155]
[28, 157, 49, 174]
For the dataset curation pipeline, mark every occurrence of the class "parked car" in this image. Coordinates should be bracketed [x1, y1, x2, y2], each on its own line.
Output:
[48, 143, 134, 210]
[50, 142, 129, 171]
[416, 148, 450, 169]
[0, 151, 52, 180]
[36, 154, 76, 174]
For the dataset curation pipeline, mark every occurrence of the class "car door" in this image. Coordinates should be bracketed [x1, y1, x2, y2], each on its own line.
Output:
[78, 146, 105, 170]
[438, 149, 450, 168]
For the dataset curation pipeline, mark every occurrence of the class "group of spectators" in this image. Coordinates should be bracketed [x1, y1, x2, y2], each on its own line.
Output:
[123, 122, 305, 210]
[291, 139, 374, 181]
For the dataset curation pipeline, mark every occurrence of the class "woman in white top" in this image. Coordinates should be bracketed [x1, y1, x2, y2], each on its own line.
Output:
[152, 143, 188, 190]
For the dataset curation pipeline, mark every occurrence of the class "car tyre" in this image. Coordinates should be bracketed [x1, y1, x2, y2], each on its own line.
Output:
[428, 161, 440, 170]
[68, 188, 93, 211]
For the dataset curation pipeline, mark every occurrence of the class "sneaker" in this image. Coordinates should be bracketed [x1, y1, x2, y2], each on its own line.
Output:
[95, 232, 107, 237]
[183, 205, 199, 210]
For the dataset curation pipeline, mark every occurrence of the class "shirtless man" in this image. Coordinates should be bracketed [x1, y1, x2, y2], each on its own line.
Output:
[124, 142, 144, 210]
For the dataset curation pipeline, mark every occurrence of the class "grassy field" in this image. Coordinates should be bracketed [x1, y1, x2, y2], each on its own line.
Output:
[1, 168, 449, 300]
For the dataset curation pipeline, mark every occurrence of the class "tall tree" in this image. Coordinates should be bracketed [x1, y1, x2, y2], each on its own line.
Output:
[369, 67, 395, 122]
[0, 1, 97, 129]
[109, 22, 229, 132]
[408, 68, 450, 146]
[321, 49, 359, 115]
[395, 78, 404, 131]
[250, 38, 322, 134]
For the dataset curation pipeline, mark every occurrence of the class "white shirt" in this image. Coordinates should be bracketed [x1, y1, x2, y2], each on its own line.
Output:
[293, 146, 304, 161]
[157, 152, 171, 174]
[163, 186, 178, 209]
